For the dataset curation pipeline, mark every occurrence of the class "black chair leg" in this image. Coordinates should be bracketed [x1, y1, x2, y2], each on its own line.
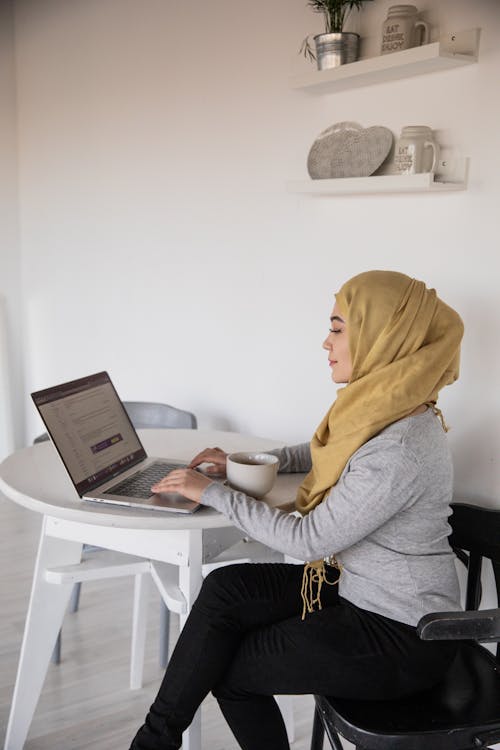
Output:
[312, 701, 344, 750]
[325, 724, 344, 750]
[311, 706, 325, 750]
[323, 723, 344, 750]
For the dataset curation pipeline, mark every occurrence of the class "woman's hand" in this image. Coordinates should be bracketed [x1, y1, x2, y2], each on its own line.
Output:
[151, 446, 228, 503]
[188, 447, 228, 477]
[151, 469, 213, 504]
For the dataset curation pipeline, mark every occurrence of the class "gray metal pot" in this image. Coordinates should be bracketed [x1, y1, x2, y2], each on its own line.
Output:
[314, 32, 360, 70]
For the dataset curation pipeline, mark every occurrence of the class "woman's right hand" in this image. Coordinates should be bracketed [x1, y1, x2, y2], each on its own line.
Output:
[188, 447, 228, 477]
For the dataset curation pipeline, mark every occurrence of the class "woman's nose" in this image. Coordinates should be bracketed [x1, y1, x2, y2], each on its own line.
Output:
[323, 335, 332, 350]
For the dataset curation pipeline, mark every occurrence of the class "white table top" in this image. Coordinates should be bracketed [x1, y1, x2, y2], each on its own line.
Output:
[0, 429, 302, 530]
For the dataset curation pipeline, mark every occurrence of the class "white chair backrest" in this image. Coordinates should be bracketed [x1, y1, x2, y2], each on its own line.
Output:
[123, 401, 197, 430]
[34, 400, 197, 443]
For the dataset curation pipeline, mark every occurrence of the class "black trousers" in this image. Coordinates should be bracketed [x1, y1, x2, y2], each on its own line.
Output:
[129, 563, 456, 750]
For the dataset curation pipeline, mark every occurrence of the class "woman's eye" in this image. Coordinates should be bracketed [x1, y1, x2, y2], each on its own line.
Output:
[329, 328, 342, 334]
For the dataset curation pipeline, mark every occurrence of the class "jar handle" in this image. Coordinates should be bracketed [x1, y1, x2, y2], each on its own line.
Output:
[424, 140, 438, 173]
[414, 20, 430, 46]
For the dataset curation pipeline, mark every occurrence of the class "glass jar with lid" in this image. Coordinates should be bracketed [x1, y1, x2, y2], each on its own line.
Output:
[381, 5, 430, 55]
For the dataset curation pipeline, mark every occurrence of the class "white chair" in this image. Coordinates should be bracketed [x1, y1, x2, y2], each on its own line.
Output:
[34, 400, 198, 667]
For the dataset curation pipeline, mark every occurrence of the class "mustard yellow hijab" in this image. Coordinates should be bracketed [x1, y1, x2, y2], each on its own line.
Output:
[297, 270, 463, 515]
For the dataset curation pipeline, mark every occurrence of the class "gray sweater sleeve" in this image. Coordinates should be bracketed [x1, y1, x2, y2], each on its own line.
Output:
[201, 438, 420, 560]
[267, 443, 312, 473]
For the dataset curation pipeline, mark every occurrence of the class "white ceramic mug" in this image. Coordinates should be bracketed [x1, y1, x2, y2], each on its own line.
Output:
[381, 5, 430, 55]
[226, 452, 279, 499]
[394, 126, 439, 174]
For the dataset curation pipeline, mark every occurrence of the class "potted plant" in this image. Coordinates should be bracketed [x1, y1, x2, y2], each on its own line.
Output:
[300, 0, 374, 70]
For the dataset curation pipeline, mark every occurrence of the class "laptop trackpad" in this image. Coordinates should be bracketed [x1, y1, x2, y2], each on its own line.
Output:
[150, 492, 200, 512]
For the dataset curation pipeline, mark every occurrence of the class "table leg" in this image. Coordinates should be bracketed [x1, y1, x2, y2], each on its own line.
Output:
[179, 530, 202, 750]
[4, 517, 82, 750]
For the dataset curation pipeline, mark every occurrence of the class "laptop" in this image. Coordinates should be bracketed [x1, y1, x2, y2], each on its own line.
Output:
[31, 371, 201, 513]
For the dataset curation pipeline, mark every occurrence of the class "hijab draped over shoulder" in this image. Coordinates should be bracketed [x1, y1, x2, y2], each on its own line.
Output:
[296, 270, 464, 515]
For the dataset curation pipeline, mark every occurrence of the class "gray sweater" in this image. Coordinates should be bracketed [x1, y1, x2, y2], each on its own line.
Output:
[201, 409, 461, 626]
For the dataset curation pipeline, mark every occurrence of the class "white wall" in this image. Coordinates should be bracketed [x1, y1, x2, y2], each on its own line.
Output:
[12, 0, 500, 504]
[0, 0, 23, 459]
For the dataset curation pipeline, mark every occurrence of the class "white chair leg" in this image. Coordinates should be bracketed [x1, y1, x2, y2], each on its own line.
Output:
[51, 630, 62, 664]
[50, 582, 81, 665]
[130, 572, 151, 690]
[68, 581, 82, 613]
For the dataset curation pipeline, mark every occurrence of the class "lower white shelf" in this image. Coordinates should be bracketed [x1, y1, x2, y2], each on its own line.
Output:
[287, 168, 468, 196]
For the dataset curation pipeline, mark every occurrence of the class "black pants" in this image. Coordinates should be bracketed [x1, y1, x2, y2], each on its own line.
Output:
[129, 563, 456, 750]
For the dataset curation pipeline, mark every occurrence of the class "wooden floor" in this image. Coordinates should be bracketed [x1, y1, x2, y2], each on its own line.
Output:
[0, 494, 333, 750]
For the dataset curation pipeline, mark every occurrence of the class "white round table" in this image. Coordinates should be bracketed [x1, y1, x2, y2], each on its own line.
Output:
[0, 428, 298, 527]
[0, 429, 304, 750]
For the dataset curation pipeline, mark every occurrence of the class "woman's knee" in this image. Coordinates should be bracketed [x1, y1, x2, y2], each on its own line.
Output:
[195, 563, 254, 614]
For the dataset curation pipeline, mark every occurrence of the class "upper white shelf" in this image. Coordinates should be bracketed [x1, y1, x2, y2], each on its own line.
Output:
[290, 28, 480, 94]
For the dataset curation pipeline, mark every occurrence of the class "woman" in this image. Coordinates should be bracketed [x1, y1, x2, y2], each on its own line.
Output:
[129, 270, 464, 750]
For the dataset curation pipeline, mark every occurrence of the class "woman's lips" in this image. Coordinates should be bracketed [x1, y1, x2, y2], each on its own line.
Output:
[329, 360, 337, 367]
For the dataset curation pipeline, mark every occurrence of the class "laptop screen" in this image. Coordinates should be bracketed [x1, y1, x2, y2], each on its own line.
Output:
[32, 371, 146, 496]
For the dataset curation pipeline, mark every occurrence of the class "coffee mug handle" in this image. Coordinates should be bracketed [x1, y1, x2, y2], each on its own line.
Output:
[414, 20, 430, 46]
[424, 140, 438, 173]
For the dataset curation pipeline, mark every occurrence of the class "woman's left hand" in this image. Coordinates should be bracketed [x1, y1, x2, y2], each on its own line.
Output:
[151, 469, 213, 504]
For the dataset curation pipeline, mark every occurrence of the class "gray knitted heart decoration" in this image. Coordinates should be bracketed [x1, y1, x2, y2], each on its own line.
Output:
[307, 122, 393, 179]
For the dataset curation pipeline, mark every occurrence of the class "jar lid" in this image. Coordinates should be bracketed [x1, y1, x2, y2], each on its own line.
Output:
[387, 5, 419, 15]
[401, 125, 433, 135]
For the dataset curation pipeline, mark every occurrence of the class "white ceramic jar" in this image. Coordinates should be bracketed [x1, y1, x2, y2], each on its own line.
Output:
[394, 126, 439, 175]
[381, 5, 430, 55]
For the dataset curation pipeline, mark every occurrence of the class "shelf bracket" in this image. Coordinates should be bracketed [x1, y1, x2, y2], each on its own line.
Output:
[434, 155, 470, 186]
[439, 28, 481, 60]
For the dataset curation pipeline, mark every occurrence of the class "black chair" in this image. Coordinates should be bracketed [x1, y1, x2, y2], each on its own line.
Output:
[311, 502, 500, 750]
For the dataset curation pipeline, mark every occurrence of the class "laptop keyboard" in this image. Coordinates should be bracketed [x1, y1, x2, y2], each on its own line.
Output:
[109, 461, 186, 499]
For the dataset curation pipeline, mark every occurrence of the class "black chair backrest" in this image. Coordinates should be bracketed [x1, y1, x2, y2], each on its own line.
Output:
[450, 502, 500, 660]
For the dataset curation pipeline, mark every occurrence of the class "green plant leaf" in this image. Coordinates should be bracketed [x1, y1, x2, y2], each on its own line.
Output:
[299, 34, 317, 62]
[305, 0, 373, 33]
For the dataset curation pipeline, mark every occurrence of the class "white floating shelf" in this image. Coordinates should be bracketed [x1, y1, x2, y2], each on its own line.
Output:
[291, 29, 480, 94]
[287, 159, 470, 196]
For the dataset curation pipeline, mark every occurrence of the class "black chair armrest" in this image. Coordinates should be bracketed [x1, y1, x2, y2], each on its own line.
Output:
[417, 608, 500, 642]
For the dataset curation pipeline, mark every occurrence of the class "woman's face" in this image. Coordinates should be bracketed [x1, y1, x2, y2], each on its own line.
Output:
[322, 301, 352, 384]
